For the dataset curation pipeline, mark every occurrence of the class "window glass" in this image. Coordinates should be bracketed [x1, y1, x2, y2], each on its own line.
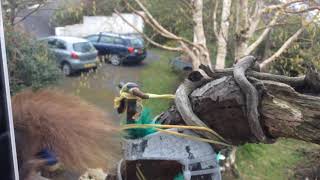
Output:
[73, 42, 95, 53]
[114, 37, 124, 45]
[47, 39, 57, 48]
[129, 38, 144, 47]
[56, 40, 66, 50]
[100, 36, 113, 44]
[87, 35, 99, 42]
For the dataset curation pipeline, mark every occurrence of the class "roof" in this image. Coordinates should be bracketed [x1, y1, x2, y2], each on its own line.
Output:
[48, 36, 89, 43]
[99, 32, 142, 40]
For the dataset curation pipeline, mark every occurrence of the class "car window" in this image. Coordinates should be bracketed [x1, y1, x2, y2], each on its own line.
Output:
[100, 36, 113, 44]
[56, 40, 67, 50]
[129, 38, 144, 47]
[47, 39, 57, 48]
[114, 37, 124, 45]
[73, 42, 95, 53]
[87, 35, 99, 42]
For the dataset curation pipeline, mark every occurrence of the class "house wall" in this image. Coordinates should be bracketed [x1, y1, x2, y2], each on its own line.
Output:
[55, 13, 144, 37]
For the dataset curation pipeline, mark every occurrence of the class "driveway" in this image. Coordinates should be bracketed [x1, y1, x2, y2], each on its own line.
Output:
[57, 52, 160, 121]
[18, 0, 76, 37]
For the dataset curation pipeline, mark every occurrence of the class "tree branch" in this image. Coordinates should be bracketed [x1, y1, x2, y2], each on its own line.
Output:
[260, 27, 304, 69]
[245, 11, 280, 55]
[14, 3, 44, 25]
[114, 10, 182, 52]
[261, 0, 304, 14]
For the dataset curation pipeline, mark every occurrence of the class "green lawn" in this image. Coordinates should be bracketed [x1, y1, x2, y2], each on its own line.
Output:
[141, 48, 180, 115]
[141, 48, 318, 180]
[236, 139, 318, 180]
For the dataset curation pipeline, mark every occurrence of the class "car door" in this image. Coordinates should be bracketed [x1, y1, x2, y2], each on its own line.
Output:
[112, 37, 128, 56]
[98, 35, 114, 55]
[52, 40, 69, 65]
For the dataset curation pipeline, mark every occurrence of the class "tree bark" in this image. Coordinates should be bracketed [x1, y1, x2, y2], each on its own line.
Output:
[158, 59, 320, 146]
[215, 0, 232, 69]
[192, 0, 206, 46]
[188, 76, 320, 145]
[235, 0, 249, 60]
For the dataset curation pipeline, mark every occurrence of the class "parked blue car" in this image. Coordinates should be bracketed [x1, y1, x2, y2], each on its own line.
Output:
[85, 32, 147, 65]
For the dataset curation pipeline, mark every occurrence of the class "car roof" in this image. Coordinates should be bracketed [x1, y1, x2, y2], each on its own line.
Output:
[98, 32, 141, 40]
[47, 36, 89, 43]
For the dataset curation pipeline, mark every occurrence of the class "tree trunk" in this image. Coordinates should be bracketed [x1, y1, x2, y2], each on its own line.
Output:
[192, 0, 206, 46]
[215, 0, 232, 69]
[191, 0, 211, 69]
[235, 0, 249, 60]
[189, 76, 320, 145]
[157, 57, 320, 146]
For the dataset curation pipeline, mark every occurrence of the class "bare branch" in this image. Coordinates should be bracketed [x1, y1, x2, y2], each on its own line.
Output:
[179, 0, 193, 10]
[245, 12, 281, 55]
[130, 0, 180, 40]
[285, 6, 320, 14]
[124, 0, 195, 47]
[261, 0, 304, 14]
[255, 22, 297, 32]
[114, 10, 182, 52]
[14, 1, 46, 25]
[260, 27, 304, 69]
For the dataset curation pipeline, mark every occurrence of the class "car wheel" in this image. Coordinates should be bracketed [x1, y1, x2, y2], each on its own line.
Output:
[62, 63, 72, 76]
[110, 55, 121, 66]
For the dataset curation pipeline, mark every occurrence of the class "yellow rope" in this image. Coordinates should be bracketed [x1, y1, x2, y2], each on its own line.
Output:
[146, 93, 175, 99]
[155, 128, 232, 147]
[136, 165, 146, 180]
[121, 124, 229, 144]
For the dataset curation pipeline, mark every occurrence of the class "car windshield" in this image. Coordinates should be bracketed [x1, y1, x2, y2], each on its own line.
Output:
[73, 42, 95, 53]
[129, 38, 144, 48]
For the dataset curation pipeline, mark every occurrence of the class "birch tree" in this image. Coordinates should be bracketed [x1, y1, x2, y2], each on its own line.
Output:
[119, 0, 319, 70]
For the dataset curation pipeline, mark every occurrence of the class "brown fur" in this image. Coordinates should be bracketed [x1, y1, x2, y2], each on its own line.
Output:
[12, 89, 121, 175]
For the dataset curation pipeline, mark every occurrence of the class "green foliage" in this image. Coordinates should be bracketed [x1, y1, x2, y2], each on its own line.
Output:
[51, 0, 120, 27]
[5, 25, 62, 93]
[257, 15, 320, 76]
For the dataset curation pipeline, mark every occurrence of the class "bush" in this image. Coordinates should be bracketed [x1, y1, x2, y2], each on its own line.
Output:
[5, 25, 62, 93]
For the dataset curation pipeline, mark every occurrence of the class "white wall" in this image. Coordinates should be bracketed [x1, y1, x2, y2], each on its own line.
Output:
[55, 13, 144, 37]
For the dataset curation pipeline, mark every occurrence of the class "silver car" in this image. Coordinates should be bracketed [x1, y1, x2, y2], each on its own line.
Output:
[41, 36, 98, 76]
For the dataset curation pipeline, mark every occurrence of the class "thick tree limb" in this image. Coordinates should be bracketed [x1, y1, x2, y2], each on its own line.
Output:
[199, 65, 306, 88]
[168, 58, 320, 145]
[174, 71, 229, 144]
[233, 56, 266, 141]
[187, 76, 320, 145]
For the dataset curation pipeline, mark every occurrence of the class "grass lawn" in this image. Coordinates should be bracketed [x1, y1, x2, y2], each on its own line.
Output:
[141, 48, 318, 180]
[236, 139, 319, 180]
[141, 48, 180, 115]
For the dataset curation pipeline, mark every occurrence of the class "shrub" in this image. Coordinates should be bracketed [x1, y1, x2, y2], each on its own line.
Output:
[5, 25, 62, 93]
